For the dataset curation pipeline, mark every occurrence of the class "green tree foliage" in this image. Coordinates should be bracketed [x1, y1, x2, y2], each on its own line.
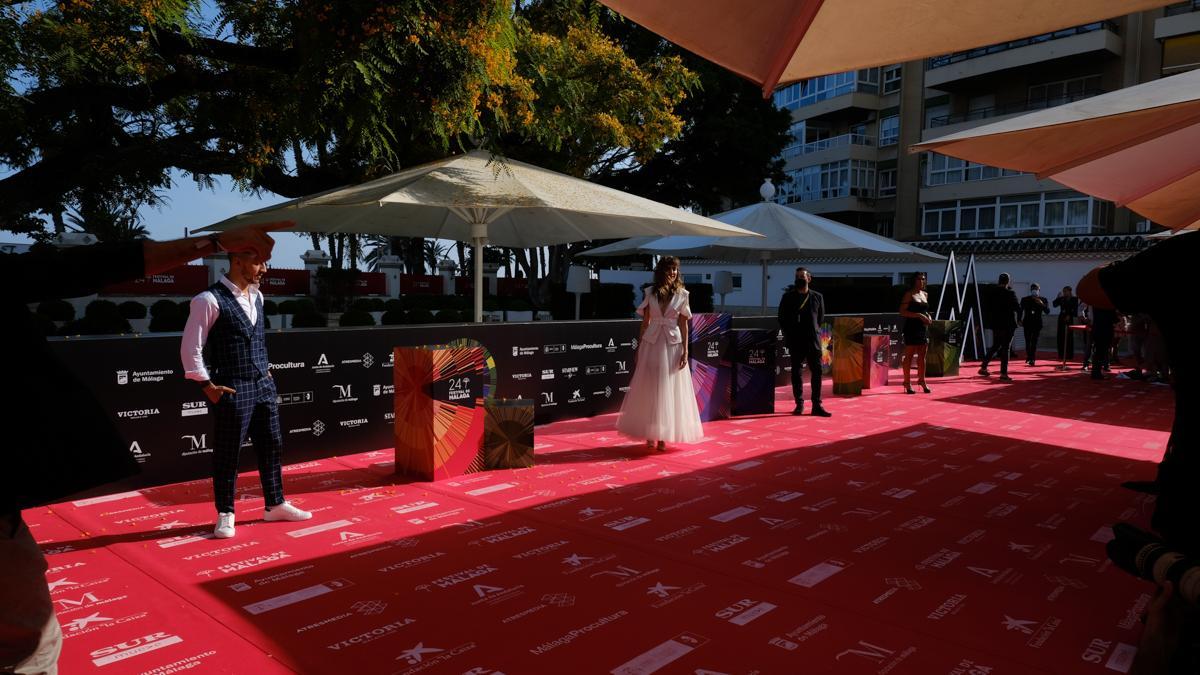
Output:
[0, 0, 697, 238]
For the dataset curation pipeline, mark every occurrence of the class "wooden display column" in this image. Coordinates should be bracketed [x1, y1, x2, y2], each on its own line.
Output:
[482, 398, 535, 469]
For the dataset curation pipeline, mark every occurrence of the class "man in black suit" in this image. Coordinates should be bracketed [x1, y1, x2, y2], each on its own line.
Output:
[778, 267, 830, 417]
[978, 272, 1021, 381]
[1020, 283, 1051, 365]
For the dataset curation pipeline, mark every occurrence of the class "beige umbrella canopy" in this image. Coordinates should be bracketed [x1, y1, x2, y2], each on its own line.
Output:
[202, 150, 759, 321]
[597, 0, 1172, 95]
[913, 68, 1200, 231]
[582, 198, 943, 312]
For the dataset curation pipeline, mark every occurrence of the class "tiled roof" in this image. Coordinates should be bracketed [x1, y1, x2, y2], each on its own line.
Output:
[911, 235, 1150, 257]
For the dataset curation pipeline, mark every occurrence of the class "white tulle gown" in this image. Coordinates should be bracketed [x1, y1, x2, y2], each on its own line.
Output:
[616, 288, 704, 444]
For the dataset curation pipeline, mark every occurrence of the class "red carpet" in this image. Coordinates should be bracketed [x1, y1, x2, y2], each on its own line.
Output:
[25, 363, 1171, 674]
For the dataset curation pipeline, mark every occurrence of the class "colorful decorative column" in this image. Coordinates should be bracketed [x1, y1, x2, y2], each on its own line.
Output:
[863, 335, 890, 388]
[688, 313, 733, 422]
[927, 320, 965, 377]
[393, 345, 488, 481]
[832, 316, 864, 396]
[729, 329, 776, 416]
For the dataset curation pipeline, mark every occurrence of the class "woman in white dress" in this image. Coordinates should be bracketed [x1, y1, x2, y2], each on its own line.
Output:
[616, 257, 704, 452]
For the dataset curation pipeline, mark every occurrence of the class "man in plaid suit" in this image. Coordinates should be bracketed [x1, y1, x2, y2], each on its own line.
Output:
[181, 250, 311, 538]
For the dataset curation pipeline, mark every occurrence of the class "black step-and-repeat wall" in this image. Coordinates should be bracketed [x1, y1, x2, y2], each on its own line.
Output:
[50, 314, 903, 493]
[50, 321, 640, 491]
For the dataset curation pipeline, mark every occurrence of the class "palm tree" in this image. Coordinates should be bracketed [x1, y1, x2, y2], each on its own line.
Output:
[362, 235, 392, 271]
[66, 199, 149, 242]
[423, 240, 450, 274]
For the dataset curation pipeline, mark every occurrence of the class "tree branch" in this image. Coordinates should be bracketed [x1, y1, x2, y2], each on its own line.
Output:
[151, 30, 298, 72]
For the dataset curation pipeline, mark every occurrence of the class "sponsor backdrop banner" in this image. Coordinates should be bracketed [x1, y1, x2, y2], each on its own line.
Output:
[50, 321, 640, 492]
[49, 315, 901, 494]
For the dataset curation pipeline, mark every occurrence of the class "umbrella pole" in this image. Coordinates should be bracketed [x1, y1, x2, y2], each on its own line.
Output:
[760, 256, 769, 315]
[472, 223, 487, 323]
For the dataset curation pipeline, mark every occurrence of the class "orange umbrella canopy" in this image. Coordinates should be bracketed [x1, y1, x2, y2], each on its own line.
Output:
[598, 0, 1174, 95]
[914, 69, 1200, 231]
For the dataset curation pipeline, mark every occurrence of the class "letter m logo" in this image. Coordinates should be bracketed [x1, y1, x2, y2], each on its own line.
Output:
[932, 251, 986, 360]
[836, 640, 895, 663]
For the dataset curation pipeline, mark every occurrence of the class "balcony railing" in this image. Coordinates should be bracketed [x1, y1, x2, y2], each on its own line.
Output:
[777, 185, 877, 205]
[781, 133, 874, 159]
[928, 89, 1105, 127]
[1166, 0, 1200, 17]
[926, 21, 1119, 70]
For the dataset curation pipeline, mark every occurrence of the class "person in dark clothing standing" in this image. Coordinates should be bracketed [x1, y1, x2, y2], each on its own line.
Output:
[978, 272, 1021, 381]
[1020, 283, 1051, 365]
[778, 267, 830, 417]
[1, 223, 287, 675]
[1079, 231, 1198, 549]
[1053, 285, 1081, 362]
[1090, 307, 1117, 380]
[1079, 231, 1200, 674]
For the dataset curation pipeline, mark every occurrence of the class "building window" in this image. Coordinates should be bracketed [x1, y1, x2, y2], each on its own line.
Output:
[879, 115, 900, 146]
[926, 152, 1021, 186]
[926, 153, 965, 185]
[1135, 219, 1153, 233]
[878, 168, 897, 197]
[921, 192, 1111, 238]
[882, 65, 902, 94]
[1028, 74, 1102, 106]
[772, 69, 880, 110]
[778, 160, 877, 204]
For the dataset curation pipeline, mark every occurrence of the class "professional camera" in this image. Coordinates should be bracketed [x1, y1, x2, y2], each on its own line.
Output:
[1107, 522, 1200, 605]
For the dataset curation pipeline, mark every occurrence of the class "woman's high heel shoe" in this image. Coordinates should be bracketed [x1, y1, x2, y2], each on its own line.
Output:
[919, 381, 931, 394]
[904, 383, 915, 394]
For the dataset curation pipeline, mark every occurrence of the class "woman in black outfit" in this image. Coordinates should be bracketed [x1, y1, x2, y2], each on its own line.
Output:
[899, 272, 933, 394]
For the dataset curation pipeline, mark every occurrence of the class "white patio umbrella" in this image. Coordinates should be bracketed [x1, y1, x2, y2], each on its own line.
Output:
[913, 68, 1200, 231]
[582, 183, 944, 311]
[598, 0, 1172, 95]
[202, 150, 759, 321]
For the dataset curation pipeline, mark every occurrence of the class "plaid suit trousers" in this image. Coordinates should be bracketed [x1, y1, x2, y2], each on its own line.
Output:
[211, 375, 283, 514]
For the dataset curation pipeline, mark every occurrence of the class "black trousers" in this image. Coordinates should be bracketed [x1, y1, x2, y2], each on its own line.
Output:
[1152, 434, 1199, 554]
[1023, 324, 1043, 363]
[1091, 323, 1114, 374]
[981, 327, 1014, 375]
[788, 343, 823, 406]
[1056, 319, 1076, 360]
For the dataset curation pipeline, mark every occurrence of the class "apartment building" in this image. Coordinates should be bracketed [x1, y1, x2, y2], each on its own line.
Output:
[771, 2, 1200, 248]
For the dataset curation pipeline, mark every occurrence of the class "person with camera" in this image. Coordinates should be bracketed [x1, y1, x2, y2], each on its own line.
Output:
[1079, 230, 1198, 551]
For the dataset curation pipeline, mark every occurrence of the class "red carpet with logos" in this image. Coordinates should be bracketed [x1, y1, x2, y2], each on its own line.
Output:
[25, 363, 1173, 674]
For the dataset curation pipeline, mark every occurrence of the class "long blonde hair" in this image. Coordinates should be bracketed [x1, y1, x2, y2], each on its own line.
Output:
[651, 256, 684, 303]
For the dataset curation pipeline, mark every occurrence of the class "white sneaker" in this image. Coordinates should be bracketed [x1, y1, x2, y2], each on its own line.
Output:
[214, 512, 235, 539]
[263, 501, 312, 522]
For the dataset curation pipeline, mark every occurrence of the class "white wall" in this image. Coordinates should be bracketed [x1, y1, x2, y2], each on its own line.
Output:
[600, 256, 1112, 316]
